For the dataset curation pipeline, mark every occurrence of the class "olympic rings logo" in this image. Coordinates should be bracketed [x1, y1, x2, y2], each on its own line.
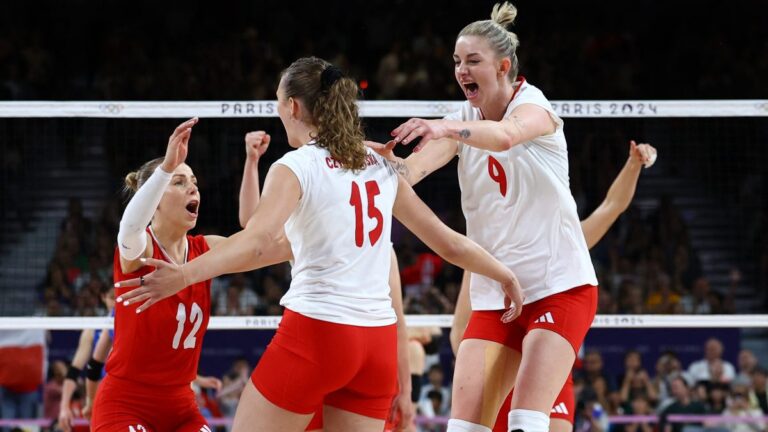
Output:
[98, 103, 125, 115]
[425, 103, 458, 115]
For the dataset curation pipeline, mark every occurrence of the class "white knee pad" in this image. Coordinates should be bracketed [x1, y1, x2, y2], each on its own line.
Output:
[508, 409, 549, 432]
[447, 419, 492, 432]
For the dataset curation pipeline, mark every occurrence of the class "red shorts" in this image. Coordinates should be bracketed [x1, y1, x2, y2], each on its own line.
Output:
[253, 309, 398, 420]
[306, 407, 400, 431]
[463, 284, 597, 354]
[492, 374, 575, 432]
[91, 374, 208, 432]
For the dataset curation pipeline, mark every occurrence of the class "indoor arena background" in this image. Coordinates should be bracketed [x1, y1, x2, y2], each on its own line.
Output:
[0, 0, 767, 431]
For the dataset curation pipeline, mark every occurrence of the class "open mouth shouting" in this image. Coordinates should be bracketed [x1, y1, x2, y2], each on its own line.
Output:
[462, 81, 479, 100]
[185, 200, 199, 219]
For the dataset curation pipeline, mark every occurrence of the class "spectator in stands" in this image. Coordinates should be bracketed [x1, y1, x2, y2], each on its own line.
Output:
[618, 280, 646, 314]
[645, 273, 681, 314]
[722, 385, 765, 432]
[738, 349, 759, 383]
[625, 395, 654, 432]
[681, 277, 713, 314]
[687, 338, 736, 384]
[659, 376, 707, 432]
[578, 350, 616, 409]
[749, 367, 768, 414]
[653, 352, 691, 411]
[619, 351, 658, 405]
[707, 382, 729, 413]
[418, 364, 451, 417]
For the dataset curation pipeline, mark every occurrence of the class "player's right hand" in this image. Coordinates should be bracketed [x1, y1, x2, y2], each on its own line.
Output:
[115, 257, 186, 313]
[245, 131, 270, 161]
[161, 117, 198, 173]
[364, 139, 397, 160]
[501, 271, 524, 324]
[58, 407, 74, 432]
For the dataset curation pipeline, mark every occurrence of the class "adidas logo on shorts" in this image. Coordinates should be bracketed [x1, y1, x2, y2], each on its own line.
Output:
[551, 402, 569, 415]
[534, 312, 555, 324]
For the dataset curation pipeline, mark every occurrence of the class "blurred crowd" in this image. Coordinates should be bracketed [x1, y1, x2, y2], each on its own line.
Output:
[1, 1, 767, 102]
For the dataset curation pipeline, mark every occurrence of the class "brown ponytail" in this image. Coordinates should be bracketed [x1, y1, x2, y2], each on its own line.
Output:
[281, 57, 367, 171]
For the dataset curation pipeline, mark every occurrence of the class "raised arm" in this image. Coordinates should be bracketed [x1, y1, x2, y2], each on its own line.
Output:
[392, 175, 523, 322]
[581, 141, 657, 248]
[117, 118, 197, 273]
[238, 131, 270, 228]
[390, 103, 557, 153]
[116, 164, 298, 312]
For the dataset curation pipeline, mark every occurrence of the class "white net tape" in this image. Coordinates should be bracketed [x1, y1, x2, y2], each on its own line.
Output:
[0, 100, 766, 118]
[2, 314, 767, 330]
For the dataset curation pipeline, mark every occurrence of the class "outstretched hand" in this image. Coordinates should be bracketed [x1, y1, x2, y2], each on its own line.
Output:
[390, 118, 450, 152]
[115, 258, 188, 313]
[161, 117, 198, 173]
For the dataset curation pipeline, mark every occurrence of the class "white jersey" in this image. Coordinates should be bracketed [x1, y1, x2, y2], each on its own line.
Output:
[447, 79, 598, 310]
[275, 143, 399, 326]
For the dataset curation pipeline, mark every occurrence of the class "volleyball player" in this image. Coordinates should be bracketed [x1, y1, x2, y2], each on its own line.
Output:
[364, 3, 628, 430]
[89, 118, 277, 432]
[448, 141, 657, 432]
[57, 286, 114, 432]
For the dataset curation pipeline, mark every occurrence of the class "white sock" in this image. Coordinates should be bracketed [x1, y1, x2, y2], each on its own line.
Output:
[508, 409, 549, 432]
[447, 419, 492, 432]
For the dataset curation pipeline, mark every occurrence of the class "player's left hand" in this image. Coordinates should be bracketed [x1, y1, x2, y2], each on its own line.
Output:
[629, 140, 657, 168]
[387, 392, 415, 432]
[114, 258, 187, 313]
[391, 118, 450, 152]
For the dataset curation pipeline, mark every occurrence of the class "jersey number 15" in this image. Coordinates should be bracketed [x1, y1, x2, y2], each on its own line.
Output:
[349, 180, 383, 248]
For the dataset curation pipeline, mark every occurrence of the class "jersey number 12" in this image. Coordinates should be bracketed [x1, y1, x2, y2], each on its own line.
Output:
[172, 302, 203, 349]
[349, 180, 383, 247]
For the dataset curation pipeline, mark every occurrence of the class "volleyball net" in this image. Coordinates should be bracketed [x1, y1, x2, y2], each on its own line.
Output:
[0, 99, 766, 429]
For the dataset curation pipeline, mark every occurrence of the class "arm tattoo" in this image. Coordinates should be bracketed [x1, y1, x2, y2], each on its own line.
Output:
[387, 158, 411, 181]
[458, 128, 471, 139]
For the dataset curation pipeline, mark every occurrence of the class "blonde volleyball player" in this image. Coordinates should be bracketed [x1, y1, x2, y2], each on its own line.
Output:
[116, 56, 522, 432]
[364, 3, 643, 431]
[449, 142, 658, 432]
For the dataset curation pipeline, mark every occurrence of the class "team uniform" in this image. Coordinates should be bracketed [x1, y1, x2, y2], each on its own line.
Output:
[91, 228, 212, 432]
[251, 143, 401, 420]
[452, 77, 598, 355]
